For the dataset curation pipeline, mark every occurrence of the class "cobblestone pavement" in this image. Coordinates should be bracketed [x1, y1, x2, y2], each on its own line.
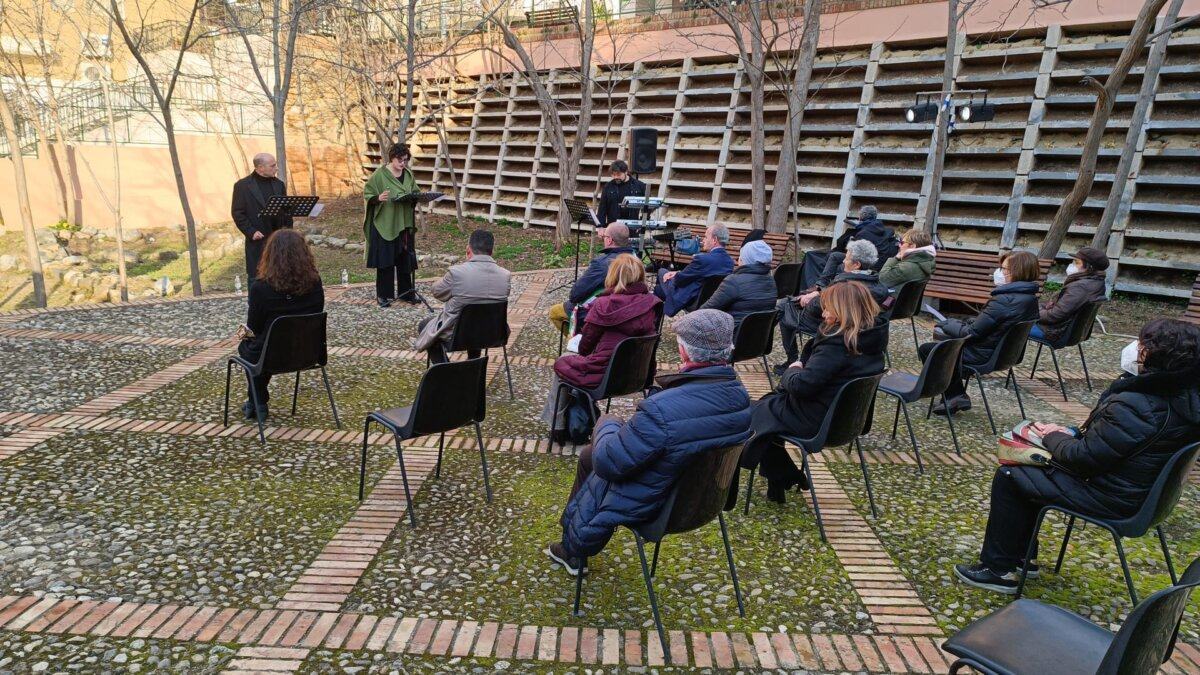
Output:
[0, 272, 1196, 674]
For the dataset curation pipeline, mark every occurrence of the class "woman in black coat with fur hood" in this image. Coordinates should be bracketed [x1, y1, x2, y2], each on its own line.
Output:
[954, 318, 1200, 594]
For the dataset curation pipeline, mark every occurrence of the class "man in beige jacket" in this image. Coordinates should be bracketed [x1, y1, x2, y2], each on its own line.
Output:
[415, 229, 512, 362]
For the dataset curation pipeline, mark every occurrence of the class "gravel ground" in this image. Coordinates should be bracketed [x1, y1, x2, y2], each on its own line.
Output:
[0, 431, 389, 607]
[0, 632, 236, 673]
[482, 364, 642, 440]
[10, 298, 249, 341]
[111, 356, 427, 430]
[826, 461, 1200, 643]
[300, 650, 728, 673]
[0, 339, 193, 413]
[345, 450, 868, 635]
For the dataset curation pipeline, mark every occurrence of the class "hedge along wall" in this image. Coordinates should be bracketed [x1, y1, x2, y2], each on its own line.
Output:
[375, 21, 1200, 298]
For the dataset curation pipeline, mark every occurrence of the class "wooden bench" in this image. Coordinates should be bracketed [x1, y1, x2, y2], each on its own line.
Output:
[649, 225, 794, 269]
[1183, 273, 1200, 325]
[525, 5, 577, 28]
[925, 249, 1053, 307]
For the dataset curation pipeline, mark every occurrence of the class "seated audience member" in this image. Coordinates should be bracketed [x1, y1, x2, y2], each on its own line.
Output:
[654, 224, 734, 317]
[955, 318, 1200, 594]
[741, 228, 766, 246]
[701, 240, 778, 327]
[238, 229, 324, 421]
[545, 309, 753, 574]
[878, 228, 936, 289]
[800, 205, 899, 289]
[744, 281, 889, 503]
[1033, 246, 1108, 346]
[921, 251, 1041, 416]
[777, 239, 889, 374]
[541, 254, 662, 437]
[415, 229, 512, 363]
[549, 222, 634, 336]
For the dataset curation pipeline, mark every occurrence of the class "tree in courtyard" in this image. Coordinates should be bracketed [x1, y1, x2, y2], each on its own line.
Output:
[0, 93, 47, 307]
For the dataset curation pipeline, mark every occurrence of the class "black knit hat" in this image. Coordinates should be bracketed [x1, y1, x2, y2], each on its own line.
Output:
[1074, 246, 1109, 272]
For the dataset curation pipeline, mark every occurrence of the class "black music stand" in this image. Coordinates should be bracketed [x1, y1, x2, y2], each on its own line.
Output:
[398, 192, 446, 312]
[551, 198, 600, 294]
[261, 195, 320, 219]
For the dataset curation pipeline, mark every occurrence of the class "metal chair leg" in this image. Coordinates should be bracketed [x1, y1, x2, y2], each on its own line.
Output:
[245, 369, 266, 444]
[975, 372, 997, 435]
[1112, 532, 1139, 604]
[1157, 526, 1178, 584]
[291, 371, 301, 415]
[761, 355, 774, 389]
[394, 435, 417, 527]
[909, 317, 919, 352]
[900, 400, 923, 473]
[650, 541, 661, 578]
[572, 556, 585, 617]
[1030, 342, 1043, 379]
[943, 394, 962, 455]
[743, 469, 755, 515]
[855, 437, 878, 518]
[358, 418, 371, 501]
[926, 397, 934, 420]
[718, 513, 745, 617]
[1078, 344, 1093, 391]
[475, 422, 493, 502]
[891, 397, 901, 439]
[635, 534, 669, 658]
[223, 360, 234, 427]
[320, 366, 340, 428]
[1054, 515, 1075, 573]
[801, 453, 826, 542]
[435, 432, 444, 479]
[604, 398, 611, 414]
[884, 349, 892, 369]
[1010, 368, 1026, 420]
[1049, 348, 1067, 401]
[1016, 509, 1048, 598]
[502, 345, 515, 399]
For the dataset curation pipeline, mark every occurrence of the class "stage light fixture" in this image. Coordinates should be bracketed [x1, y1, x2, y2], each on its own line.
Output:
[905, 102, 938, 123]
[958, 101, 995, 123]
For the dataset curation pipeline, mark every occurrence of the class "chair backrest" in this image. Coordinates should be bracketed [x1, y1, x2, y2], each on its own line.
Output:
[408, 356, 489, 435]
[1059, 300, 1104, 347]
[888, 279, 928, 322]
[815, 373, 885, 450]
[593, 334, 659, 399]
[731, 310, 777, 363]
[691, 275, 726, 310]
[1097, 556, 1200, 675]
[259, 312, 329, 375]
[634, 444, 743, 542]
[913, 338, 968, 399]
[773, 262, 804, 298]
[979, 320, 1036, 374]
[1123, 442, 1200, 535]
[447, 301, 510, 352]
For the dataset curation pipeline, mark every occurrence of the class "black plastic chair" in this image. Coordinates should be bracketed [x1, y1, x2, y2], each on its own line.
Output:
[1016, 442, 1200, 604]
[548, 334, 660, 447]
[1028, 300, 1104, 401]
[944, 556, 1200, 675]
[731, 309, 778, 388]
[886, 279, 928, 352]
[358, 356, 492, 527]
[961, 320, 1036, 435]
[686, 275, 726, 312]
[773, 262, 804, 299]
[878, 337, 968, 468]
[442, 301, 514, 399]
[742, 373, 884, 538]
[223, 312, 339, 444]
[572, 444, 746, 657]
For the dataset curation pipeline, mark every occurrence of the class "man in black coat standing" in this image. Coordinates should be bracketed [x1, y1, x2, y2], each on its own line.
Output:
[231, 153, 293, 281]
[596, 160, 646, 227]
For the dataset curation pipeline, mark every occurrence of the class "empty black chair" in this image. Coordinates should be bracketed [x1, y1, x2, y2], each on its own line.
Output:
[358, 356, 492, 527]
[962, 320, 1036, 435]
[571, 444, 746, 657]
[742, 373, 884, 538]
[1028, 300, 1104, 401]
[548, 334, 659, 447]
[886, 279, 928, 352]
[878, 337, 967, 467]
[944, 556, 1200, 675]
[223, 312, 339, 444]
[442, 301, 514, 399]
[731, 309, 778, 388]
[773, 262, 804, 299]
[687, 275, 726, 312]
[1016, 442, 1200, 604]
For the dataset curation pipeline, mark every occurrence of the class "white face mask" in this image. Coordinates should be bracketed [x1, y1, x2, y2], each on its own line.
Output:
[992, 268, 1007, 286]
[1066, 262, 1080, 276]
[1121, 340, 1140, 375]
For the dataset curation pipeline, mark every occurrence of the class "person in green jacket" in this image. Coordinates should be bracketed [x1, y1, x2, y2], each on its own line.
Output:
[363, 144, 420, 307]
[879, 228, 936, 290]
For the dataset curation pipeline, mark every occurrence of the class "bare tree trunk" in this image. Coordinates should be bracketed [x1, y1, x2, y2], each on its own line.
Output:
[435, 120, 467, 232]
[396, 0, 419, 139]
[297, 76, 318, 195]
[747, 8, 767, 226]
[917, 0, 958, 233]
[100, 75, 128, 302]
[162, 110, 204, 296]
[1092, 0, 1183, 248]
[0, 95, 47, 307]
[766, 0, 821, 233]
[1039, 0, 1169, 259]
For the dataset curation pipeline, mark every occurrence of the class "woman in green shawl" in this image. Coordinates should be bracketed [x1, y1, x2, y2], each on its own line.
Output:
[364, 144, 420, 307]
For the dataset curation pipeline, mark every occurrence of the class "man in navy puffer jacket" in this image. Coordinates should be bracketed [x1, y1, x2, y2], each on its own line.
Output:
[546, 310, 753, 574]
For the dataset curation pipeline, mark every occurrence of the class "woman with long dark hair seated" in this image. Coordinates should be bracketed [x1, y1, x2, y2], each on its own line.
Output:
[238, 229, 324, 421]
[743, 281, 889, 503]
[955, 318, 1200, 594]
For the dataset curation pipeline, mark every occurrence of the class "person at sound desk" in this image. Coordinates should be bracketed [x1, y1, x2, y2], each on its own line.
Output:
[596, 160, 646, 227]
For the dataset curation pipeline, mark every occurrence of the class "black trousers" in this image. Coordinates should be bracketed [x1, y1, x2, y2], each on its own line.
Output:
[245, 237, 265, 281]
[237, 341, 271, 405]
[980, 468, 1041, 572]
[918, 341, 968, 399]
[417, 317, 480, 363]
[376, 265, 414, 300]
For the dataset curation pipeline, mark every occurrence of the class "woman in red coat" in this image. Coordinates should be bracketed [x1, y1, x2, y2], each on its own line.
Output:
[542, 254, 662, 433]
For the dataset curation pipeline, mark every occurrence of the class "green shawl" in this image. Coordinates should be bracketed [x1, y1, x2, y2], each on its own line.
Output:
[363, 165, 417, 242]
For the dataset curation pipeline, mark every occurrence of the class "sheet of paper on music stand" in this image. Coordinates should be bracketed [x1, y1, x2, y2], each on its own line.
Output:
[309, 203, 325, 217]
[922, 303, 946, 322]
[587, 208, 599, 227]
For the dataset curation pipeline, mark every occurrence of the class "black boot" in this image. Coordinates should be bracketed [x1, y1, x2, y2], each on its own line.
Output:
[766, 479, 788, 504]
